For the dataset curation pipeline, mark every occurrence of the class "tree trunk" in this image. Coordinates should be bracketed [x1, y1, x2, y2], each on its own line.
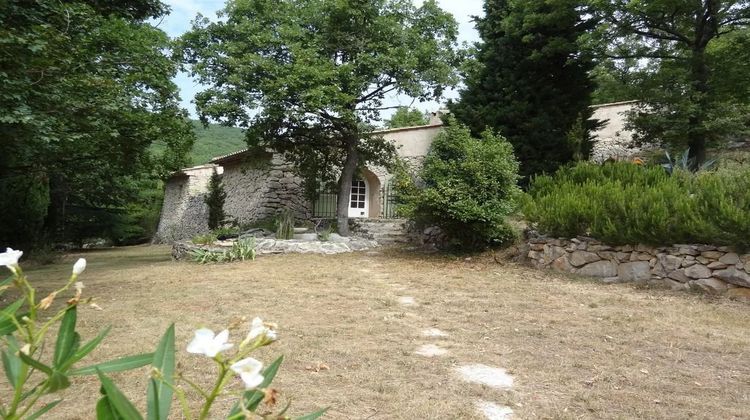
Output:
[336, 143, 359, 236]
[687, 46, 710, 166]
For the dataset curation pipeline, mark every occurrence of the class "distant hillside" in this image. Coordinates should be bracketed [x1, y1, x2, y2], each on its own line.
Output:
[189, 120, 246, 165]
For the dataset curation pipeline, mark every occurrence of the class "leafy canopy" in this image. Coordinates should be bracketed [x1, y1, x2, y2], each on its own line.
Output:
[0, 0, 194, 247]
[180, 0, 459, 231]
[591, 0, 750, 162]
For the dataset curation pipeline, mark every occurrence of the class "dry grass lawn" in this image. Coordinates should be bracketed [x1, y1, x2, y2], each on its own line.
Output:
[3, 245, 749, 419]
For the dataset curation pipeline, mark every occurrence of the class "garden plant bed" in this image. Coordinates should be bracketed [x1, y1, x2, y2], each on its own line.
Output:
[8, 245, 749, 419]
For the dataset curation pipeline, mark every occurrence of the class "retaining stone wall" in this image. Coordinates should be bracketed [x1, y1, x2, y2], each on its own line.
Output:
[527, 235, 750, 297]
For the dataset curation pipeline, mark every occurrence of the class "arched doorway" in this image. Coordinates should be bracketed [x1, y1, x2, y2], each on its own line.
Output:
[347, 168, 382, 218]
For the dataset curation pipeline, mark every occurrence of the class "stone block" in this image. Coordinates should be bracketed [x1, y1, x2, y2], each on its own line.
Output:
[616, 252, 630, 262]
[551, 256, 573, 272]
[576, 260, 617, 278]
[718, 253, 740, 265]
[676, 245, 700, 256]
[688, 278, 729, 295]
[618, 261, 651, 282]
[706, 261, 728, 270]
[696, 256, 710, 264]
[569, 251, 600, 267]
[701, 251, 723, 260]
[667, 269, 690, 283]
[713, 267, 750, 288]
[684, 264, 711, 279]
[658, 254, 683, 271]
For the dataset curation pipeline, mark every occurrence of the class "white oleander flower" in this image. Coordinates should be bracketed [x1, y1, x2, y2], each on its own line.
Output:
[230, 357, 264, 389]
[187, 328, 233, 358]
[246, 317, 278, 343]
[72, 258, 87, 275]
[0, 248, 23, 273]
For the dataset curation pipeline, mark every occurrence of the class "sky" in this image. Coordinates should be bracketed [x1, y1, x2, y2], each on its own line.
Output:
[154, 0, 484, 121]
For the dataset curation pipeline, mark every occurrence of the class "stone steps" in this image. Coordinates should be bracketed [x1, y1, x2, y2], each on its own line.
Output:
[350, 218, 412, 245]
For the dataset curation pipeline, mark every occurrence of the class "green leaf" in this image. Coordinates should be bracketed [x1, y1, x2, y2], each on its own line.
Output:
[26, 399, 62, 420]
[1, 335, 22, 389]
[228, 355, 284, 416]
[0, 299, 24, 335]
[19, 352, 53, 375]
[54, 306, 78, 368]
[295, 408, 329, 420]
[47, 371, 71, 392]
[61, 326, 111, 370]
[70, 353, 154, 376]
[96, 396, 121, 420]
[97, 369, 144, 420]
[147, 324, 175, 420]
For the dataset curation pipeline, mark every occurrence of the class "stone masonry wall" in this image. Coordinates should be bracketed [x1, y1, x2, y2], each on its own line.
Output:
[527, 235, 750, 297]
[153, 165, 217, 243]
[222, 154, 310, 224]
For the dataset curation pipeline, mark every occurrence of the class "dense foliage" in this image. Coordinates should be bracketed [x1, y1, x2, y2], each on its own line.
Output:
[180, 0, 459, 234]
[524, 162, 750, 248]
[592, 0, 750, 163]
[450, 0, 599, 180]
[0, 0, 194, 249]
[385, 107, 429, 129]
[397, 121, 521, 249]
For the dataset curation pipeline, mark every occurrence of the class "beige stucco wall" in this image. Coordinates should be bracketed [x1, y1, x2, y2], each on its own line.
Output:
[590, 101, 653, 162]
[378, 124, 443, 158]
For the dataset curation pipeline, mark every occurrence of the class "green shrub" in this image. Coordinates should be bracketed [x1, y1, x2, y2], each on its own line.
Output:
[275, 209, 295, 240]
[212, 226, 240, 238]
[192, 233, 218, 245]
[396, 120, 521, 249]
[524, 162, 750, 248]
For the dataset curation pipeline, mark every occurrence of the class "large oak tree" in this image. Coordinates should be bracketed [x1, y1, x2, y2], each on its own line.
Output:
[180, 0, 459, 234]
[593, 0, 750, 163]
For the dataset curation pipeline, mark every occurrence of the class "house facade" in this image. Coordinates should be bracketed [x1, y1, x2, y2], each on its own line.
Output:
[154, 104, 640, 242]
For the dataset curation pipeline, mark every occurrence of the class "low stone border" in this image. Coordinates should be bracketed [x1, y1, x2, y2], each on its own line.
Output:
[526, 235, 750, 298]
[172, 236, 379, 260]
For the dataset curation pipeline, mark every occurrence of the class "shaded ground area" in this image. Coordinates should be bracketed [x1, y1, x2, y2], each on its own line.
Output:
[8, 245, 750, 419]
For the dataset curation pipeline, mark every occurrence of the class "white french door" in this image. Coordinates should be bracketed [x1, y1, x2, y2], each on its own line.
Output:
[348, 179, 368, 218]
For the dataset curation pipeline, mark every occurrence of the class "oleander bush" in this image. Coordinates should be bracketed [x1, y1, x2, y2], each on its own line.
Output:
[524, 162, 750, 248]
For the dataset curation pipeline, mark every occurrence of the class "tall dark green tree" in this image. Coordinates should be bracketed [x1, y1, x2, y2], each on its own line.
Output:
[450, 0, 599, 180]
[204, 170, 227, 230]
[593, 0, 750, 163]
[181, 0, 459, 235]
[0, 0, 194, 248]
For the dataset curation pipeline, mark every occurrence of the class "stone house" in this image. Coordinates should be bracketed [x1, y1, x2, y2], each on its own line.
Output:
[154, 114, 445, 242]
[154, 104, 640, 242]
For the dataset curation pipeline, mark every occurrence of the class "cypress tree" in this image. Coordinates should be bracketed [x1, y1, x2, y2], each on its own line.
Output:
[204, 170, 227, 230]
[450, 0, 599, 180]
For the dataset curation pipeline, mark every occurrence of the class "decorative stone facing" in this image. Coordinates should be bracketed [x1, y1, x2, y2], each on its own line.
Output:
[526, 235, 750, 295]
[222, 155, 310, 225]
